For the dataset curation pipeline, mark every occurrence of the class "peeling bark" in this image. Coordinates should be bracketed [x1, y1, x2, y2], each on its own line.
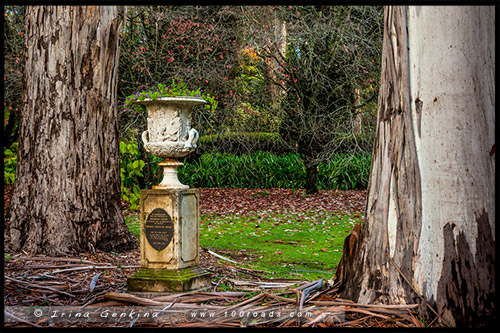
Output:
[437, 210, 495, 326]
[338, 5, 422, 306]
[335, 6, 495, 327]
[7, 6, 136, 255]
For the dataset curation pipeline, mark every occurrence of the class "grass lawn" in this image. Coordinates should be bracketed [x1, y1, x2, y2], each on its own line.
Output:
[125, 214, 141, 238]
[126, 209, 361, 281]
[200, 210, 359, 280]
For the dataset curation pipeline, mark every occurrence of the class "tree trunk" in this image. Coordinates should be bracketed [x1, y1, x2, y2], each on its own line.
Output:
[7, 6, 137, 255]
[271, 15, 287, 105]
[353, 88, 362, 134]
[304, 162, 319, 195]
[335, 6, 495, 327]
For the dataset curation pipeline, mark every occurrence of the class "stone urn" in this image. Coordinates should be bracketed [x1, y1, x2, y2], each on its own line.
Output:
[127, 95, 212, 293]
[136, 96, 206, 189]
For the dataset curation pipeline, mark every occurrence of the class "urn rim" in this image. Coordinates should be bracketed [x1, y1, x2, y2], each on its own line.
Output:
[143, 141, 197, 158]
[134, 96, 206, 106]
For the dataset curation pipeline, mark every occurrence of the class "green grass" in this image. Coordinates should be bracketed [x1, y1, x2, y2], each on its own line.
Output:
[200, 210, 360, 280]
[125, 210, 360, 281]
[125, 215, 141, 238]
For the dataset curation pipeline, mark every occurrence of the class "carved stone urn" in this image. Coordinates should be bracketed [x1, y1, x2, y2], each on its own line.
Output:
[127, 95, 211, 293]
[136, 96, 206, 189]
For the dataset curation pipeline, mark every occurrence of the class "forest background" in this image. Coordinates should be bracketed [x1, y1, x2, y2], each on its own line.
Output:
[4, 5, 383, 208]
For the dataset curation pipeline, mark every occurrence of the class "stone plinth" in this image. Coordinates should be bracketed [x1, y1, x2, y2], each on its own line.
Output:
[127, 267, 211, 293]
[127, 188, 211, 293]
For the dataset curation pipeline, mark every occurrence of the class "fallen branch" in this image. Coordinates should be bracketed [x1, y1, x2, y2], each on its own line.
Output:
[213, 274, 229, 292]
[408, 309, 424, 328]
[341, 316, 371, 327]
[208, 250, 241, 265]
[104, 292, 226, 310]
[81, 290, 108, 307]
[104, 292, 165, 306]
[4, 245, 427, 329]
[49, 265, 139, 274]
[8, 255, 102, 265]
[309, 300, 419, 310]
[298, 278, 323, 311]
[4, 309, 42, 328]
[343, 307, 391, 320]
[4, 276, 76, 298]
[225, 264, 267, 278]
[153, 291, 246, 303]
[229, 279, 299, 289]
[214, 292, 266, 317]
[303, 311, 344, 327]
[262, 291, 296, 304]
[23, 264, 97, 270]
[385, 253, 451, 327]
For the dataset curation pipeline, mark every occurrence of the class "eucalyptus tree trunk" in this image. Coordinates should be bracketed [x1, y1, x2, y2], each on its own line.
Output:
[335, 6, 495, 327]
[7, 6, 137, 255]
[271, 15, 287, 105]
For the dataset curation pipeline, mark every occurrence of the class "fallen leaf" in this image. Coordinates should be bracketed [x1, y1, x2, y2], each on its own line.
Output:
[199, 188, 367, 216]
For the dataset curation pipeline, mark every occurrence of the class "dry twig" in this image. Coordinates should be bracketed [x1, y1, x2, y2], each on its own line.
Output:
[4, 310, 42, 328]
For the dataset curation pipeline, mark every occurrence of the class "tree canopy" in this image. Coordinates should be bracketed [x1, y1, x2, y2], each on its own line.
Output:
[4, 5, 383, 194]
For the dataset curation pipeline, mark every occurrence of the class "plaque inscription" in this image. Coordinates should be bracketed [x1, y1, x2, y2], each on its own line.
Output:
[145, 208, 174, 251]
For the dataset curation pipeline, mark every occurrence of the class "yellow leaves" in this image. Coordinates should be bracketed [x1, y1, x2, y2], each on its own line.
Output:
[240, 48, 259, 62]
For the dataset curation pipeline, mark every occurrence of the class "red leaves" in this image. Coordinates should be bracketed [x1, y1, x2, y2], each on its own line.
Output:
[199, 188, 366, 216]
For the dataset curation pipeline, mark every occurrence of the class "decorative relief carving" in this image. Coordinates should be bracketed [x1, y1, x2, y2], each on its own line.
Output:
[138, 98, 204, 158]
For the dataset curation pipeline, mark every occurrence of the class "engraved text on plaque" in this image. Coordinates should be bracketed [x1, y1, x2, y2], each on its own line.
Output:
[145, 208, 174, 251]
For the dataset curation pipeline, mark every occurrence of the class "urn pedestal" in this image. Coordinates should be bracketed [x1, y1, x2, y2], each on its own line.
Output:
[127, 97, 211, 294]
[127, 189, 211, 293]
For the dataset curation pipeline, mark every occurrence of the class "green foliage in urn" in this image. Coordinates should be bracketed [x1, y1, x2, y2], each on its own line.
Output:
[122, 78, 218, 115]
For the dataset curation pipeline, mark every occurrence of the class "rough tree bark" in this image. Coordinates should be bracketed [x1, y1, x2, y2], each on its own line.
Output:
[7, 6, 137, 255]
[335, 6, 495, 327]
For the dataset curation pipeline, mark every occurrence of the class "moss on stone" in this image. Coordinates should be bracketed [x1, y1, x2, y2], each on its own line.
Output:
[127, 267, 211, 292]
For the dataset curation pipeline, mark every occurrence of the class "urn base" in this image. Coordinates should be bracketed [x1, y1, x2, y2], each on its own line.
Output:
[127, 267, 211, 293]
[153, 158, 188, 189]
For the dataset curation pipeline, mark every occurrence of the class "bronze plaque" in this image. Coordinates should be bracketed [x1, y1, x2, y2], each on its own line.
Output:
[145, 208, 174, 251]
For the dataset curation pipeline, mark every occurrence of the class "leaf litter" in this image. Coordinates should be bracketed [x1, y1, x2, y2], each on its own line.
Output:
[200, 188, 366, 216]
[4, 188, 425, 327]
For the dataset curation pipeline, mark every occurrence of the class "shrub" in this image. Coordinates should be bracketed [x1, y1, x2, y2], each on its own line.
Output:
[4, 142, 18, 184]
[318, 153, 372, 190]
[120, 138, 145, 210]
[179, 151, 371, 190]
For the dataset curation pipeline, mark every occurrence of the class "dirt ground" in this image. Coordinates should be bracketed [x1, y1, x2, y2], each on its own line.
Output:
[2, 187, 425, 328]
